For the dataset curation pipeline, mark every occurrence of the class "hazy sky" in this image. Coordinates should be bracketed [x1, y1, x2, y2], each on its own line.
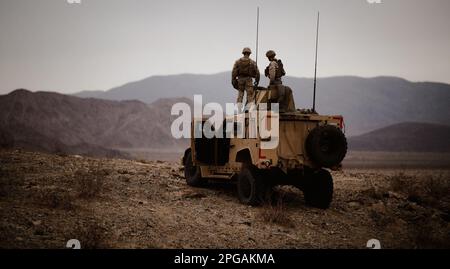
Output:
[0, 0, 449, 94]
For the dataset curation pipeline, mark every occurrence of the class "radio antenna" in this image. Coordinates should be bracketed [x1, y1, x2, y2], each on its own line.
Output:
[255, 7, 260, 67]
[312, 12, 320, 112]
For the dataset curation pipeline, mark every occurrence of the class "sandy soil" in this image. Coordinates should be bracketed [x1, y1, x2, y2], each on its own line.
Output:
[0, 150, 449, 249]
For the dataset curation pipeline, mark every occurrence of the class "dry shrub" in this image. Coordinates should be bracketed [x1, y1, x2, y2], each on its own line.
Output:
[390, 173, 420, 200]
[259, 194, 294, 228]
[38, 191, 74, 210]
[71, 220, 109, 249]
[0, 167, 7, 196]
[426, 175, 450, 202]
[74, 162, 109, 199]
[388, 173, 450, 248]
[361, 186, 384, 201]
[410, 220, 450, 249]
[389, 173, 450, 209]
[0, 177, 11, 197]
[369, 207, 395, 227]
[0, 168, 24, 198]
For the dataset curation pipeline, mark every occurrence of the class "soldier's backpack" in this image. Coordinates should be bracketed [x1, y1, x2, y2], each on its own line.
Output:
[264, 59, 286, 79]
[237, 58, 257, 77]
[276, 59, 286, 78]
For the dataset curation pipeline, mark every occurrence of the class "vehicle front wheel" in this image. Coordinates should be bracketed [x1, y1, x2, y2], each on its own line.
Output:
[184, 150, 206, 187]
[237, 165, 271, 206]
[302, 169, 333, 209]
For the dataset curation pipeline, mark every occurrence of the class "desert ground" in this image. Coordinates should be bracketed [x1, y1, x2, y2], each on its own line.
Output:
[0, 149, 449, 249]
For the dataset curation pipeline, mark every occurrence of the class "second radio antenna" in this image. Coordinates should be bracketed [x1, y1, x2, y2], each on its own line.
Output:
[312, 12, 320, 112]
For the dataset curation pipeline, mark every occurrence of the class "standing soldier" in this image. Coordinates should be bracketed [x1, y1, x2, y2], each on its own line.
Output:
[232, 47, 260, 104]
[265, 50, 285, 86]
[265, 50, 295, 112]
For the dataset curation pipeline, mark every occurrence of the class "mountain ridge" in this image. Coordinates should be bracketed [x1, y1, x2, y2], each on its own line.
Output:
[1, 89, 449, 157]
[72, 73, 450, 136]
[348, 122, 450, 152]
[73, 73, 443, 96]
[0, 89, 191, 158]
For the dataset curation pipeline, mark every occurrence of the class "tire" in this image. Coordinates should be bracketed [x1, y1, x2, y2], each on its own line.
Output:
[184, 150, 206, 187]
[306, 125, 347, 168]
[237, 165, 272, 206]
[302, 169, 333, 209]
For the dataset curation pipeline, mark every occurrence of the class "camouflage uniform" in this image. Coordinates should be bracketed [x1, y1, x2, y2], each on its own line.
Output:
[265, 50, 295, 112]
[232, 48, 260, 104]
[267, 60, 283, 86]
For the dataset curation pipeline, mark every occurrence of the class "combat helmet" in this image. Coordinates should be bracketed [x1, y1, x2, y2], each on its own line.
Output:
[266, 50, 276, 58]
[242, 47, 252, 55]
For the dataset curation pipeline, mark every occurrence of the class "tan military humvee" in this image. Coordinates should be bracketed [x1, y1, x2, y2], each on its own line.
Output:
[182, 87, 347, 209]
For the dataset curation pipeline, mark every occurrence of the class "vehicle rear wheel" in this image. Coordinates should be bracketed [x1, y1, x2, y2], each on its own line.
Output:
[237, 165, 272, 206]
[302, 169, 333, 209]
[184, 150, 206, 187]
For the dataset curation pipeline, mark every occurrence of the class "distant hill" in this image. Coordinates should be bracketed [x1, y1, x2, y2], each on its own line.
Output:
[2, 89, 449, 157]
[0, 89, 190, 158]
[348, 122, 450, 152]
[74, 73, 450, 136]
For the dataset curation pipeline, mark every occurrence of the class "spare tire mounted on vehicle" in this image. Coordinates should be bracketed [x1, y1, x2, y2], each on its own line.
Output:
[306, 125, 347, 168]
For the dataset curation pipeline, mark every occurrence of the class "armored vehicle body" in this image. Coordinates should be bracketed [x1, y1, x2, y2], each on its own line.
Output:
[182, 88, 347, 209]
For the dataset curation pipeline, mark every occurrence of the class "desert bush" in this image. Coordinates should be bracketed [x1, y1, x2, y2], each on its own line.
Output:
[70, 220, 109, 249]
[0, 175, 11, 197]
[389, 173, 420, 198]
[369, 206, 395, 227]
[0, 168, 24, 198]
[258, 194, 294, 228]
[74, 162, 109, 199]
[38, 191, 74, 210]
[426, 175, 450, 201]
[361, 186, 384, 201]
[409, 219, 450, 249]
[389, 173, 450, 208]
